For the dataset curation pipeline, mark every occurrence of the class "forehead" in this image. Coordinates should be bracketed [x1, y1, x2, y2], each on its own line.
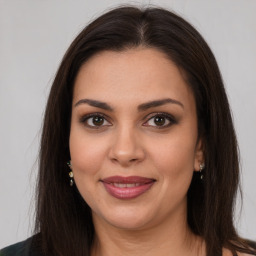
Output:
[73, 48, 194, 109]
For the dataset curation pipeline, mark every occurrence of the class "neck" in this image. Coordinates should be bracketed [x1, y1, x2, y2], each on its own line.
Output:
[91, 211, 205, 256]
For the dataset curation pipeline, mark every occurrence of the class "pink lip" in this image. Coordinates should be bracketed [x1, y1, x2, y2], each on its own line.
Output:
[101, 176, 156, 199]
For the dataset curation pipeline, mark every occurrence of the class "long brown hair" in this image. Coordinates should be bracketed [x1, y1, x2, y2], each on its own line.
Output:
[34, 5, 256, 256]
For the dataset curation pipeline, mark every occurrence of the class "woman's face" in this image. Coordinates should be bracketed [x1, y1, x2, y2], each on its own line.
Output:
[69, 48, 203, 230]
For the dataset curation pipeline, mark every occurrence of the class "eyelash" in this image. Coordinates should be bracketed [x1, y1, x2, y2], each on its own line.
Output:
[79, 112, 177, 129]
[143, 112, 177, 128]
[79, 113, 111, 129]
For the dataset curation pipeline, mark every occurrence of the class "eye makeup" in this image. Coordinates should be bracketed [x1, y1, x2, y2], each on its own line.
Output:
[142, 112, 178, 129]
[78, 111, 178, 131]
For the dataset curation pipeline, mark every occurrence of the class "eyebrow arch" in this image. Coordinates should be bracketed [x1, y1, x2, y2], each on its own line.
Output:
[138, 98, 184, 111]
[74, 98, 184, 112]
[74, 99, 113, 111]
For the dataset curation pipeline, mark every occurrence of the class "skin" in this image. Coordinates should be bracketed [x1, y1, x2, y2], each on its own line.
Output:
[69, 47, 205, 255]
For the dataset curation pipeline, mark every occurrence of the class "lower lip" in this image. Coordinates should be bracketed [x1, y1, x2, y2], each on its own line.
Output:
[102, 182, 154, 199]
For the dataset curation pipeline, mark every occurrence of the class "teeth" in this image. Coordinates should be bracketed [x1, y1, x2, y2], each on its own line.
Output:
[113, 183, 126, 188]
[127, 184, 135, 188]
[112, 183, 141, 188]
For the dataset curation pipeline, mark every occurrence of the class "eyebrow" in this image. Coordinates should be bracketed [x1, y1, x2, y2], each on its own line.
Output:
[74, 98, 184, 111]
[74, 99, 113, 111]
[137, 98, 184, 111]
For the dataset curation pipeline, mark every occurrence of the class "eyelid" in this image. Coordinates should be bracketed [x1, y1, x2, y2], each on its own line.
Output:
[79, 112, 112, 128]
[142, 112, 177, 128]
[78, 112, 177, 129]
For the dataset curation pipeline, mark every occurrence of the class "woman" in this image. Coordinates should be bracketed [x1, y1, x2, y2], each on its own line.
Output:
[0, 5, 255, 256]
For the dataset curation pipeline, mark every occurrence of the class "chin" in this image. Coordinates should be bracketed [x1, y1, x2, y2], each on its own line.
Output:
[92, 206, 156, 230]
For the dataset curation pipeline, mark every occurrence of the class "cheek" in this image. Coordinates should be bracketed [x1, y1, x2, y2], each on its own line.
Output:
[69, 127, 108, 208]
[148, 129, 197, 198]
[69, 126, 108, 179]
[152, 135, 196, 173]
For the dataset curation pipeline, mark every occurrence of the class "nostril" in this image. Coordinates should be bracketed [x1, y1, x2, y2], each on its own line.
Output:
[111, 157, 137, 163]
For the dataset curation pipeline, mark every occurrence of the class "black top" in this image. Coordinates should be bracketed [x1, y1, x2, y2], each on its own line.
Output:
[1, 236, 256, 256]
[0, 236, 42, 256]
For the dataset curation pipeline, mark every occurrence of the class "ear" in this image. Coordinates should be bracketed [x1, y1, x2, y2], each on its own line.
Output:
[194, 138, 204, 172]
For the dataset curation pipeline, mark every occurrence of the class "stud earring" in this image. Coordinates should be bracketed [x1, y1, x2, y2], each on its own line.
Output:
[199, 163, 205, 180]
[67, 161, 74, 186]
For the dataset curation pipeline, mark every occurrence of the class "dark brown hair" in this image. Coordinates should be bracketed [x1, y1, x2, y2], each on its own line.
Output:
[34, 5, 256, 256]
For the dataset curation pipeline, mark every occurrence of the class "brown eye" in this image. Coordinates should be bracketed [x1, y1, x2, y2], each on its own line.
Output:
[154, 116, 166, 126]
[92, 116, 104, 126]
[143, 113, 176, 128]
[80, 114, 111, 128]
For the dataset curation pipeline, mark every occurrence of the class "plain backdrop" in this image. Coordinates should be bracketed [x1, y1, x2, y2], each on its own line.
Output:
[0, 0, 255, 248]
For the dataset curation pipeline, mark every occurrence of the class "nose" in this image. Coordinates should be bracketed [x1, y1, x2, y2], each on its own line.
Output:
[108, 126, 145, 167]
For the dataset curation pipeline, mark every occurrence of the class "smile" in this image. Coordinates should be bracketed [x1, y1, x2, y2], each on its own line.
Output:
[101, 176, 156, 199]
[111, 183, 141, 188]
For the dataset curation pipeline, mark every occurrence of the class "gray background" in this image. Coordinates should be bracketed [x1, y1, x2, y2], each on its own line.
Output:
[0, 0, 255, 248]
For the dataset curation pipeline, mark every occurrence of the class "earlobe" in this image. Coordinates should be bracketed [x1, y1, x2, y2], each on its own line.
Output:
[194, 138, 204, 172]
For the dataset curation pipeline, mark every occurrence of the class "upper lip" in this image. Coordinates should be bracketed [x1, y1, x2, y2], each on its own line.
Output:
[101, 176, 156, 184]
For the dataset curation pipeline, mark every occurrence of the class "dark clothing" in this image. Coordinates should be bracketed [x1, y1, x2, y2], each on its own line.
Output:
[0, 236, 42, 256]
[1, 236, 256, 256]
